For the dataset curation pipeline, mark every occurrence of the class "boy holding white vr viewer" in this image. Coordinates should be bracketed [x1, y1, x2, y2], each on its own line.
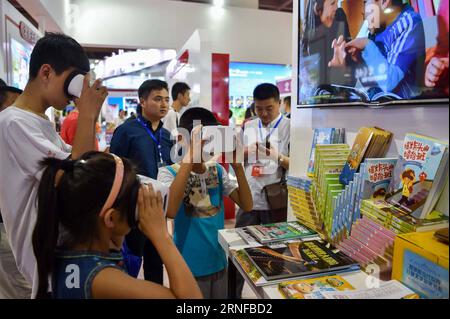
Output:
[158, 107, 253, 299]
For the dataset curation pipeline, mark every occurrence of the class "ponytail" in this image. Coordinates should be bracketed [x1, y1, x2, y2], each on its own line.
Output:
[32, 152, 139, 299]
[32, 157, 67, 299]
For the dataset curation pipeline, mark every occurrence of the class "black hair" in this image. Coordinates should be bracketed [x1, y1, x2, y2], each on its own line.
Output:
[0, 79, 22, 108]
[253, 83, 280, 101]
[32, 151, 140, 299]
[283, 96, 291, 106]
[29, 32, 90, 80]
[171, 82, 191, 101]
[178, 107, 219, 134]
[138, 79, 169, 100]
[0, 91, 5, 107]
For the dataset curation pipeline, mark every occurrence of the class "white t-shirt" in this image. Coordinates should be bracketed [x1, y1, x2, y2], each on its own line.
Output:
[162, 106, 188, 137]
[243, 114, 290, 210]
[0, 106, 71, 297]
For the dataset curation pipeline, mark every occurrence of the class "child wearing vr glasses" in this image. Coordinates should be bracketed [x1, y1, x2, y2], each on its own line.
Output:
[0, 33, 107, 298]
[158, 107, 253, 299]
[33, 151, 202, 299]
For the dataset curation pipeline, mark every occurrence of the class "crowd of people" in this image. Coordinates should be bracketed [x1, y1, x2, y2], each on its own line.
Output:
[0, 32, 291, 299]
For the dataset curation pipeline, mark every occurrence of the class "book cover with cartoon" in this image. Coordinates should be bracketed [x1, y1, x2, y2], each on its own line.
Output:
[386, 133, 448, 219]
[340, 127, 374, 185]
[279, 275, 354, 299]
[361, 158, 398, 200]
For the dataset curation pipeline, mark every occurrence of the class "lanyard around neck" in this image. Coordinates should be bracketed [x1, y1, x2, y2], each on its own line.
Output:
[137, 116, 164, 163]
[258, 114, 283, 142]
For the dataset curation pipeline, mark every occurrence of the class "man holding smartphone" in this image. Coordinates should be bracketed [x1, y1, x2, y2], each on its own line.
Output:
[234, 83, 291, 298]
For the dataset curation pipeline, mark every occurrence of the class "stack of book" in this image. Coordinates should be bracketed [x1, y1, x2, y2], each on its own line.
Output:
[336, 215, 396, 274]
[236, 240, 360, 286]
[237, 221, 320, 245]
[328, 157, 397, 241]
[311, 144, 350, 238]
[360, 199, 448, 234]
[385, 133, 449, 220]
[307, 128, 346, 177]
[287, 176, 322, 231]
[355, 132, 449, 234]
[232, 222, 360, 287]
[340, 127, 393, 185]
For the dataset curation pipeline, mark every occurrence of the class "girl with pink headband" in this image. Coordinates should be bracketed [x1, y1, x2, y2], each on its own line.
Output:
[32, 151, 202, 299]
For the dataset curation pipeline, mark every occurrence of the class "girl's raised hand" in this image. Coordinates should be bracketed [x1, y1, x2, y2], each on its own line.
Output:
[137, 184, 168, 242]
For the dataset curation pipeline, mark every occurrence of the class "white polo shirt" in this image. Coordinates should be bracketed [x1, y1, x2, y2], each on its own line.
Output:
[162, 106, 189, 137]
[243, 114, 290, 210]
[0, 106, 71, 297]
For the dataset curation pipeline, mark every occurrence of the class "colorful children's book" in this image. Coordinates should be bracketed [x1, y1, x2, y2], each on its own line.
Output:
[278, 275, 354, 299]
[308, 128, 334, 176]
[308, 128, 345, 176]
[340, 127, 392, 185]
[245, 221, 319, 244]
[361, 199, 449, 233]
[244, 241, 360, 281]
[386, 133, 449, 219]
[361, 158, 397, 200]
[340, 127, 374, 185]
[231, 249, 265, 286]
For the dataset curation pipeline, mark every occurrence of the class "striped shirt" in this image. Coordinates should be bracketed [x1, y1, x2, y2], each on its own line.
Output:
[361, 5, 425, 99]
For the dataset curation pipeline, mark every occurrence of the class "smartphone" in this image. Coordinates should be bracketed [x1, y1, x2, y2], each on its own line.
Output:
[265, 139, 271, 156]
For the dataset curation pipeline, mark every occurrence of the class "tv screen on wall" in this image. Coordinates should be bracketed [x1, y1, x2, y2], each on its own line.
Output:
[297, 0, 449, 107]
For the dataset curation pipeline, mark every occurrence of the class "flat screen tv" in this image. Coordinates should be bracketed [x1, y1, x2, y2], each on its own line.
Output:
[297, 0, 449, 107]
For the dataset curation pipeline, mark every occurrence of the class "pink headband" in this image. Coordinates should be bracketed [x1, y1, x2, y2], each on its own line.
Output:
[99, 154, 124, 217]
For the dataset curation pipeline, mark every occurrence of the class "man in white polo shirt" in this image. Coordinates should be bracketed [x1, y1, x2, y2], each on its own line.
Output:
[162, 82, 191, 137]
[234, 83, 290, 298]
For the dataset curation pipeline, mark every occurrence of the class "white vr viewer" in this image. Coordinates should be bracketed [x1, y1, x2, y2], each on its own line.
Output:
[201, 125, 236, 153]
[135, 175, 170, 221]
[64, 70, 87, 99]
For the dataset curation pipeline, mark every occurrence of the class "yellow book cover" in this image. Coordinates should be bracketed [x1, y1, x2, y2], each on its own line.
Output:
[278, 275, 354, 299]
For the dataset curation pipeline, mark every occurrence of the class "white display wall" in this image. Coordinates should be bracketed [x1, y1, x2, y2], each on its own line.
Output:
[288, 0, 449, 220]
[166, 29, 213, 110]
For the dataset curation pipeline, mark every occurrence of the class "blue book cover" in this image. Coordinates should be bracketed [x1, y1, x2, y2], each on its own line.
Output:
[361, 158, 397, 200]
[386, 133, 448, 219]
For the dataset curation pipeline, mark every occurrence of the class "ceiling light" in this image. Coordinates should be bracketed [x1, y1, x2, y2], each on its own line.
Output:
[213, 0, 224, 7]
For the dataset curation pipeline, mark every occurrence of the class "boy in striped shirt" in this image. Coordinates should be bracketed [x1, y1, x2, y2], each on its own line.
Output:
[329, 0, 425, 99]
